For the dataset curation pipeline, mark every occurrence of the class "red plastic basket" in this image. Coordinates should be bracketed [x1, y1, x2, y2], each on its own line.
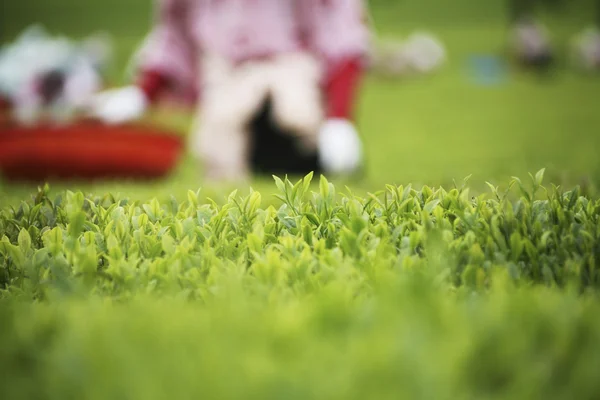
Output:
[0, 118, 184, 182]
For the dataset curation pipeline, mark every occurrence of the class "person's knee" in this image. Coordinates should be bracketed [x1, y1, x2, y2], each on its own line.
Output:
[268, 54, 324, 142]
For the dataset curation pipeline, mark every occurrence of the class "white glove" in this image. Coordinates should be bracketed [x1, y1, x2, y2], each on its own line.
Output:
[318, 119, 363, 175]
[88, 85, 148, 124]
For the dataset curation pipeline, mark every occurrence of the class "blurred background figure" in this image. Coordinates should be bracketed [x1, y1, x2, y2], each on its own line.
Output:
[367, 31, 447, 78]
[0, 25, 112, 124]
[1, 0, 598, 193]
[508, 0, 600, 71]
[89, 0, 371, 182]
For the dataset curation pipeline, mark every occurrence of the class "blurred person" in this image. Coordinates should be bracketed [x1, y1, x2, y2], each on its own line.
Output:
[508, 0, 600, 71]
[0, 25, 112, 124]
[89, 0, 370, 182]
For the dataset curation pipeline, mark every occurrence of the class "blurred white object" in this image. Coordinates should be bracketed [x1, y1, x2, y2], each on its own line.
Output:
[12, 84, 41, 125]
[510, 19, 554, 67]
[80, 31, 114, 71]
[367, 40, 411, 76]
[87, 85, 148, 124]
[367, 31, 446, 77]
[513, 21, 550, 55]
[402, 32, 447, 73]
[571, 27, 600, 72]
[0, 24, 112, 124]
[64, 55, 103, 109]
[267, 52, 323, 151]
[318, 118, 363, 175]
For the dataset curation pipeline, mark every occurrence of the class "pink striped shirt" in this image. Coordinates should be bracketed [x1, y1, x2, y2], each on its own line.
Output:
[135, 0, 370, 102]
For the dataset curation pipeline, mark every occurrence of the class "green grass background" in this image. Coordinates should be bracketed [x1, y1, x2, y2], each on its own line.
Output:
[1, 0, 600, 205]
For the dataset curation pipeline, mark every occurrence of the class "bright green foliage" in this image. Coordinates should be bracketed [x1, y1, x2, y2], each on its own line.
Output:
[2, 282, 600, 400]
[1, 171, 600, 399]
[0, 170, 599, 300]
[2, 2, 600, 397]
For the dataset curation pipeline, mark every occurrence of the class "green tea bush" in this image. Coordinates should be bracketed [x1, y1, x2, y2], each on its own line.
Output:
[2, 282, 600, 400]
[1, 169, 600, 400]
[0, 169, 598, 299]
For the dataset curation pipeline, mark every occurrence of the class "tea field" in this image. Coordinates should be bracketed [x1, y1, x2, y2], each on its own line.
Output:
[2, 172, 600, 399]
[2, 0, 600, 399]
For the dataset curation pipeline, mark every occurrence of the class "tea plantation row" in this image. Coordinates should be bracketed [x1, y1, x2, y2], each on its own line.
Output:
[1, 170, 600, 399]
